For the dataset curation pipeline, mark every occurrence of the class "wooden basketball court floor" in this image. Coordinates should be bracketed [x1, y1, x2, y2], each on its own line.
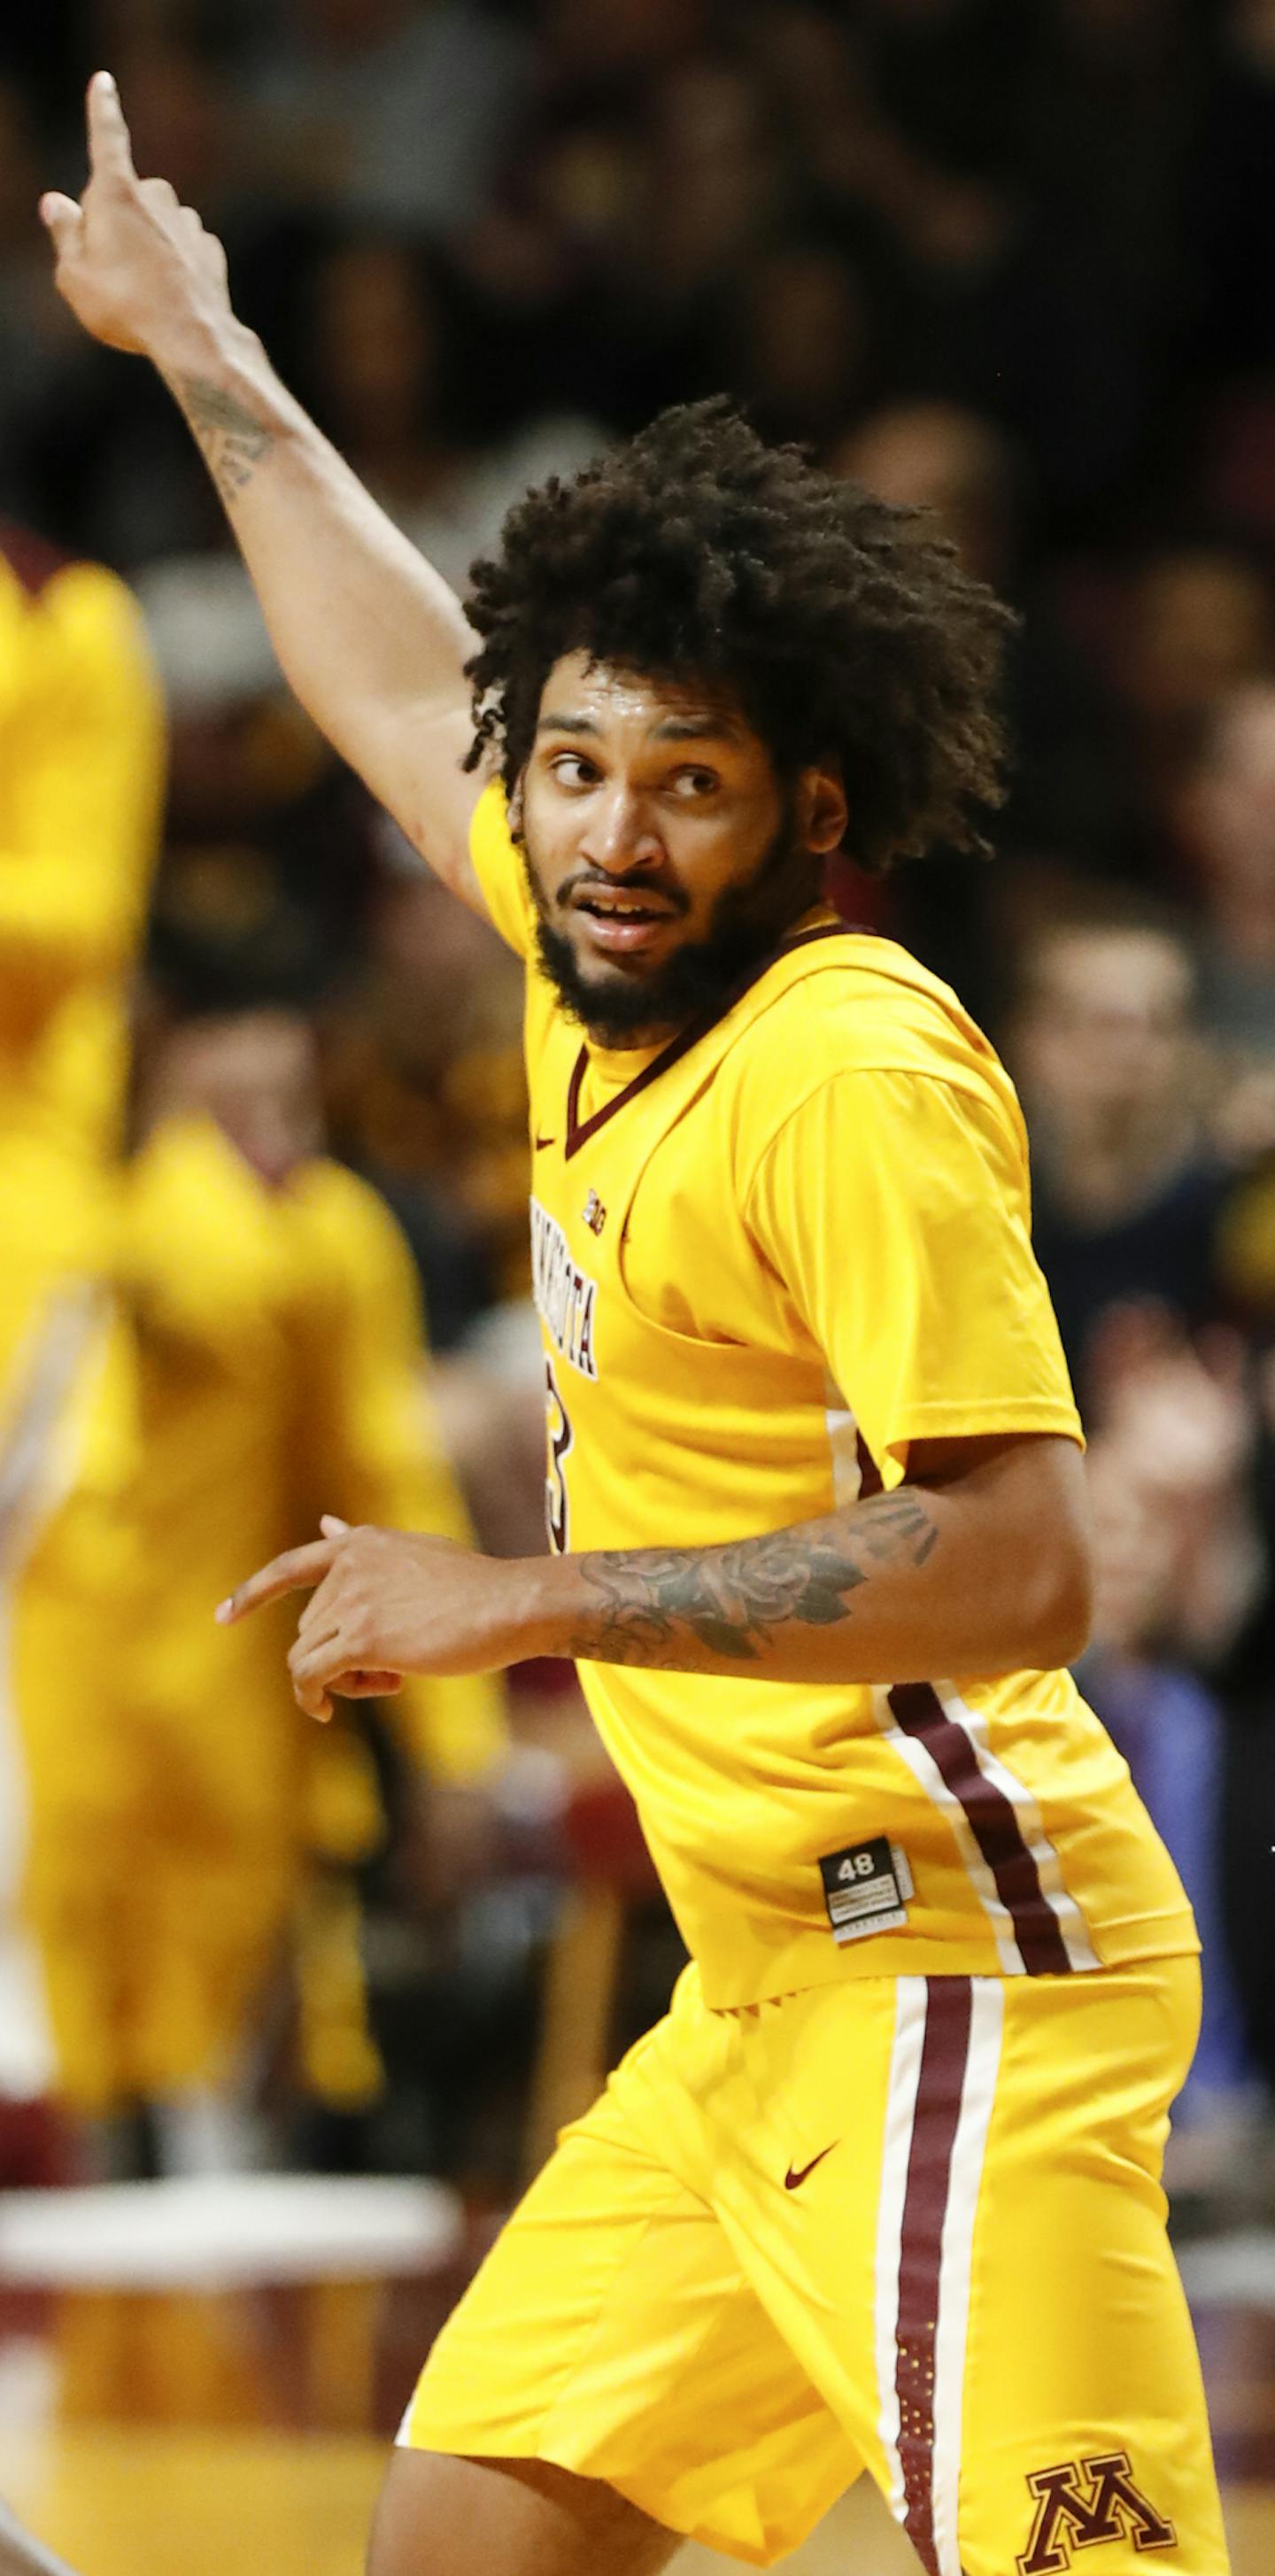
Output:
[0, 2228, 1270, 2573]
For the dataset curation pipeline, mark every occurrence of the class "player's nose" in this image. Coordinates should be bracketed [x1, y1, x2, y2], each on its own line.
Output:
[579, 785, 664, 876]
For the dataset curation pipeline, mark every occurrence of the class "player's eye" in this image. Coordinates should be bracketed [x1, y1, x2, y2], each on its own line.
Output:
[670, 767, 719, 798]
[548, 752, 601, 789]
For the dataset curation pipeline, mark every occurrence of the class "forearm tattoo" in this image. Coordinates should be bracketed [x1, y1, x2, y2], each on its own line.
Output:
[175, 375, 274, 502]
[569, 1489, 939, 1670]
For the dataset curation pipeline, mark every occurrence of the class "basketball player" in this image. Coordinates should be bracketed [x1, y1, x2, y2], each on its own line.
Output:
[47, 982, 507, 2154]
[0, 499, 161, 2154]
[41, 75, 1228, 2576]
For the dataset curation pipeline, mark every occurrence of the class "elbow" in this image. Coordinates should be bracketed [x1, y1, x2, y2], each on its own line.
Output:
[1026, 1541, 1094, 1672]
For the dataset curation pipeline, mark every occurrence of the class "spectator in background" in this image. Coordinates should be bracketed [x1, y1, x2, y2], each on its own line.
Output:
[623, 53, 790, 416]
[1113, 548, 1275, 872]
[722, 236, 875, 451]
[1080, 1308, 1271, 2183]
[19, 40, 285, 563]
[833, 403, 1132, 866]
[830, 401, 1129, 1014]
[1082, 1416, 1261, 2200]
[135, 552, 514, 1344]
[1176, 681, 1275, 1103]
[322, 834, 530, 1312]
[465, 45, 787, 437]
[29, 972, 508, 2179]
[1086, 1304, 1263, 1688]
[0, 79, 73, 510]
[302, 232, 603, 599]
[0, 521, 163, 2181]
[1211, 1340, 1275, 2102]
[1012, 884, 1275, 2139]
[1008, 0, 1201, 506]
[1008, 909, 1231, 1404]
[834, 399, 1022, 584]
[238, 0, 530, 240]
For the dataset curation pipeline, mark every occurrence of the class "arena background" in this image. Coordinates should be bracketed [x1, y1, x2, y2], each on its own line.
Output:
[0, 4, 1273, 2568]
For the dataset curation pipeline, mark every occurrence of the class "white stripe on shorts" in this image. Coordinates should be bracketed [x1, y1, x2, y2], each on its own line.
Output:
[931, 1977, 1004, 2576]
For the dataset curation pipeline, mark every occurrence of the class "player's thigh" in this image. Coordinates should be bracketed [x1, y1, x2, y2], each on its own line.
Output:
[368, 2451, 680, 2576]
[709, 1965, 1225, 2575]
[962, 1959, 1229, 2576]
[401, 2054, 855, 2565]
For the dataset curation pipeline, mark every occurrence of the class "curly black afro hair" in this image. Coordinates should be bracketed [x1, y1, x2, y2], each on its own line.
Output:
[463, 398, 1014, 874]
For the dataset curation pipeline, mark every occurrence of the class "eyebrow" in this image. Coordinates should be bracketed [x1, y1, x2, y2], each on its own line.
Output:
[536, 712, 742, 744]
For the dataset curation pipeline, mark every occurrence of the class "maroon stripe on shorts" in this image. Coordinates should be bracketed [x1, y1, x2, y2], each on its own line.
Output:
[887, 1683, 1071, 1975]
[894, 1977, 973, 2576]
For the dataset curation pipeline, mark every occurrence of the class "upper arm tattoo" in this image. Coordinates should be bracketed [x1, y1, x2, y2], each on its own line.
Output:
[175, 375, 275, 504]
[569, 1489, 938, 1670]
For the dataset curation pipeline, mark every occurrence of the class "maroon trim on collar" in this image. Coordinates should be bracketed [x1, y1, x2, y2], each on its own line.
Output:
[563, 920, 851, 1161]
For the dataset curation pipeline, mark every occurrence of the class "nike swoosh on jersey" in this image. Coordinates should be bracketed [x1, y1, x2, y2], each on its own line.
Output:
[534, 1133, 556, 1149]
[784, 2142, 838, 2191]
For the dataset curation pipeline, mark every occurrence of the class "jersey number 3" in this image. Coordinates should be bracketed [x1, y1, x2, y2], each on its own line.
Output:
[545, 1358, 574, 1554]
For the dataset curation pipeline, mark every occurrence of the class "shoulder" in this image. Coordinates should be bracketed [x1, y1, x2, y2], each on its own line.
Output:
[721, 932, 1035, 1211]
[468, 777, 535, 958]
[287, 1157, 422, 1289]
[724, 932, 1023, 1159]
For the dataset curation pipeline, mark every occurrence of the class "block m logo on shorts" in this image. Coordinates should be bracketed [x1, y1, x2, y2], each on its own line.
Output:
[1017, 2450, 1177, 2571]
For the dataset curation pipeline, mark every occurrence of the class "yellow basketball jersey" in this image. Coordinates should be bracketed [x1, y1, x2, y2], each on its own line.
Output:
[0, 530, 163, 1428]
[120, 1112, 507, 1795]
[471, 785, 1196, 2005]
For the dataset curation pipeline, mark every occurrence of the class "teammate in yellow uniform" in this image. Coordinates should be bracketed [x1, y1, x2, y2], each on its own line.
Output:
[0, 521, 161, 1379]
[44, 74, 1228, 2576]
[0, 509, 162, 2576]
[40, 989, 506, 2140]
[0, 514, 163, 2120]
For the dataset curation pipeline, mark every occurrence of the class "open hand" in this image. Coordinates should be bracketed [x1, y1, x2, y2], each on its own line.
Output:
[217, 1515, 537, 1720]
[40, 71, 232, 359]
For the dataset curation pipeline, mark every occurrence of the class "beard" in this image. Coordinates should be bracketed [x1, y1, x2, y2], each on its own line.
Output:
[523, 808, 823, 1046]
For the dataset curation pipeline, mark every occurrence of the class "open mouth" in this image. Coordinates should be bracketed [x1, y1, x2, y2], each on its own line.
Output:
[571, 890, 681, 955]
[573, 893, 677, 921]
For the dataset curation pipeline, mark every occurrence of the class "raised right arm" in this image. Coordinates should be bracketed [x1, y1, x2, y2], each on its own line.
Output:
[40, 73, 487, 912]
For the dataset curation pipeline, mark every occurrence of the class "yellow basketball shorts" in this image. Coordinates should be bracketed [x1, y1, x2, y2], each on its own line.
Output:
[403, 1956, 1228, 2573]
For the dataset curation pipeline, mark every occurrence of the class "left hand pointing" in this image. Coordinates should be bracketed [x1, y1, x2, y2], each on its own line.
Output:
[215, 1516, 535, 1720]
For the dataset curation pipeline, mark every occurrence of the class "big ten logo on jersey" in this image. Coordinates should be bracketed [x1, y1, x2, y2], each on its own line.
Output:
[530, 1195, 599, 1381]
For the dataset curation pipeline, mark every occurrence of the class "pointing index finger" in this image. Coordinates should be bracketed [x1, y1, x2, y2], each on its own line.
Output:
[215, 1537, 337, 1626]
[86, 71, 136, 182]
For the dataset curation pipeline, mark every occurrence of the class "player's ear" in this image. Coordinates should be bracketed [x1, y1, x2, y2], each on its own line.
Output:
[507, 775, 525, 842]
[799, 762, 847, 856]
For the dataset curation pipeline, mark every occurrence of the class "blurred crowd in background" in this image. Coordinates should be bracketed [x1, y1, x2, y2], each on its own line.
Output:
[1, 0, 1274, 2226]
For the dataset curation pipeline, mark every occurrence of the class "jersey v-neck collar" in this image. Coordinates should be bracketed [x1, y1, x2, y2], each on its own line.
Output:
[562, 919, 851, 1161]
